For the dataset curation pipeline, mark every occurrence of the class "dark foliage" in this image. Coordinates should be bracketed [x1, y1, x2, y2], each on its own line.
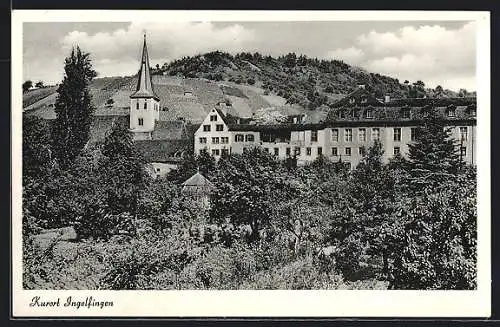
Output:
[51, 46, 97, 169]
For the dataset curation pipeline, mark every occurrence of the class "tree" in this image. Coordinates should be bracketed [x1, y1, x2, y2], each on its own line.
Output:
[333, 141, 401, 280]
[406, 106, 462, 192]
[22, 116, 53, 179]
[51, 46, 97, 169]
[210, 148, 290, 241]
[458, 88, 468, 97]
[22, 80, 33, 93]
[35, 81, 44, 88]
[98, 122, 149, 214]
[389, 172, 477, 289]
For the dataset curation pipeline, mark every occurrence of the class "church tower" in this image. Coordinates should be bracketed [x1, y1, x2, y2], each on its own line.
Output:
[129, 34, 160, 140]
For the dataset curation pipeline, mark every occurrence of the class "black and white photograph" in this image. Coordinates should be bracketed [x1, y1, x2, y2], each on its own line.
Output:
[12, 10, 490, 317]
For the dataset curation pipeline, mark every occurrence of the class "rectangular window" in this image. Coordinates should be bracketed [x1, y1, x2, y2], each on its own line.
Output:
[402, 109, 410, 119]
[212, 137, 220, 144]
[372, 128, 380, 141]
[216, 124, 224, 131]
[286, 147, 291, 156]
[345, 147, 351, 156]
[411, 128, 417, 141]
[317, 147, 322, 156]
[245, 134, 255, 142]
[221, 137, 229, 144]
[460, 127, 468, 141]
[203, 125, 211, 132]
[306, 147, 312, 156]
[144, 102, 147, 109]
[136, 102, 139, 110]
[235, 134, 244, 142]
[311, 130, 318, 142]
[448, 109, 456, 117]
[212, 149, 220, 156]
[358, 128, 366, 142]
[359, 147, 365, 156]
[138, 118, 144, 126]
[331, 147, 338, 156]
[210, 115, 217, 121]
[365, 109, 373, 118]
[393, 147, 400, 155]
[331, 129, 339, 142]
[345, 129, 353, 142]
[221, 149, 229, 156]
[199, 149, 206, 155]
[294, 147, 301, 156]
[274, 148, 279, 156]
[393, 128, 401, 142]
[461, 146, 467, 157]
[199, 137, 207, 144]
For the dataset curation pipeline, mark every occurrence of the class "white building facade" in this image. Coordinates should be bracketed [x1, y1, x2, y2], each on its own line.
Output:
[194, 106, 477, 169]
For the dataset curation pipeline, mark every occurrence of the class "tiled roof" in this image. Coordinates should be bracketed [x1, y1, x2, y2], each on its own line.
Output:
[134, 139, 191, 163]
[228, 122, 326, 132]
[182, 172, 215, 188]
[181, 172, 216, 194]
[88, 115, 130, 144]
[326, 102, 476, 124]
[332, 87, 384, 107]
[152, 120, 188, 140]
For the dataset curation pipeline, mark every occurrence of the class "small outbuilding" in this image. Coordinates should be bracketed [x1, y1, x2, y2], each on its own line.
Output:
[181, 171, 216, 205]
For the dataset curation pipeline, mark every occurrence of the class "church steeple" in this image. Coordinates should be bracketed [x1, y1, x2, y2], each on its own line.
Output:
[130, 33, 159, 100]
[129, 34, 161, 140]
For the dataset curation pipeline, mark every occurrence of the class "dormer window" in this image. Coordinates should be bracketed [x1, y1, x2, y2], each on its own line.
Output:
[402, 109, 410, 119]
[467, 105, 476, 117]
[365, 109, 373, 119]
[447, 107, 456, 117]
[339, 110, 345, 119]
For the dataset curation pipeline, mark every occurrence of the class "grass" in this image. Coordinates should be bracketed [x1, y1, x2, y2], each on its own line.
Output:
[23, 87, 58, 108]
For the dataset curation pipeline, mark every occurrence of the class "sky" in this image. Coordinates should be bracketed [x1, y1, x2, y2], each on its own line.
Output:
[23, 20, 476, 92]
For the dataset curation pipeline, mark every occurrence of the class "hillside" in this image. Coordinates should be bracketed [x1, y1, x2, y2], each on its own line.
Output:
[161, 51, 460, 109]
[24, 51, 467, 123]
[24, 75, 317, 124]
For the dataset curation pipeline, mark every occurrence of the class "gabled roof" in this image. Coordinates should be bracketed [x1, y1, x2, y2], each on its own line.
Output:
[151, 120, 188, 140]
[182, 172, 216, 191]
[332, 87, 383, 107]
[134, 139, 190, 163]
[130, 35, 159, 100]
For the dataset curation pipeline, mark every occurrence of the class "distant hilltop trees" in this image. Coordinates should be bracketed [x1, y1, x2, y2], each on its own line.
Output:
[158, 51, 463, 110]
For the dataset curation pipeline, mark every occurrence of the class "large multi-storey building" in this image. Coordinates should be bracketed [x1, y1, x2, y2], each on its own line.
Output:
[194, 87, 476, 168]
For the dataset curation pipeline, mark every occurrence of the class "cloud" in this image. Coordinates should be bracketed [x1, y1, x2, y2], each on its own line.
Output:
[60, 22, 256, 78]
[326, 47, 364, 65]
[327, 22, 476, 91]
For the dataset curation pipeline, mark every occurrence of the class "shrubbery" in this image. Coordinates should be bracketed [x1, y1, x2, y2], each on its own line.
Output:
[23, 104, 477, 290]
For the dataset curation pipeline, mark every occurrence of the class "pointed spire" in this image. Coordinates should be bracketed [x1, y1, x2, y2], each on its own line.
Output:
[130, 33, 159, 100]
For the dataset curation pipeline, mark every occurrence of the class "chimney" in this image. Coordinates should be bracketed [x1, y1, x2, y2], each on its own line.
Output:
[384, 95, 390, 103]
